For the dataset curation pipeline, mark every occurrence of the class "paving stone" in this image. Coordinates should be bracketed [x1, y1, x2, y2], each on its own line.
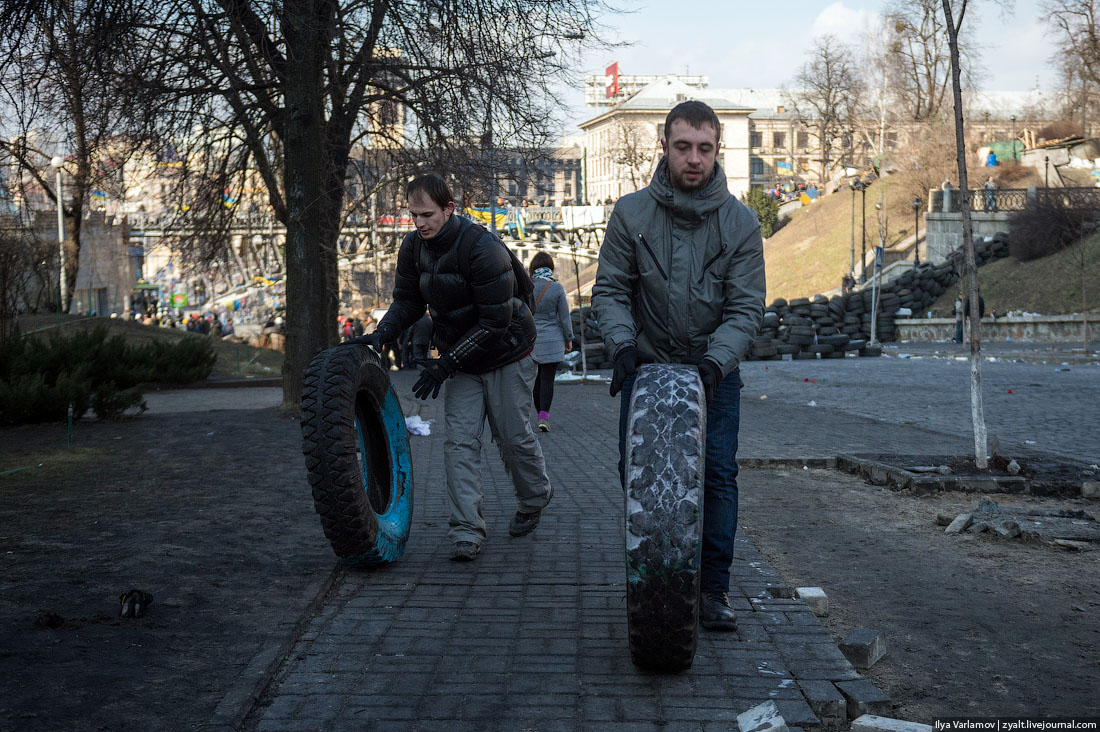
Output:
[839, 628, 887, 669]
[737, 700, 790, 732]
[1083, 481, 1099, 498]
[944, 513, 972, 534]
[795, 587, 829, 616]
[835, 680, 892, 719]
[798, 679, 847, 725]
[851, 714, 933, 732]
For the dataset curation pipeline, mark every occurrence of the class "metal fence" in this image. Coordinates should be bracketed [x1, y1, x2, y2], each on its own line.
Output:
[931, 186, 1100, 213]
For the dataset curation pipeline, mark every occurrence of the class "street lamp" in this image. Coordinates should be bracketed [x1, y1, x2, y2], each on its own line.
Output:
[856, 180, 867, 283]
[1010, 115, 1017, 160]
[912, 196, 921, 265]
[51, 155, 67, 314]
[848, 178, 857, 278]
[1045, 155, 1050, 187]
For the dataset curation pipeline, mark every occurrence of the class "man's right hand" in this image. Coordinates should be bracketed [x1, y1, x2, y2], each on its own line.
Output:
[609, 345, 638, 397]
[341, 322, 395, 350]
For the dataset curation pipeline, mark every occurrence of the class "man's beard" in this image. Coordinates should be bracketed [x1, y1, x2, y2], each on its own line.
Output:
[671, 166, 711, 192]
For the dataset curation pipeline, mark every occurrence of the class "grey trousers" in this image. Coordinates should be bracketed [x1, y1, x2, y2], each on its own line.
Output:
[443, 355, 553, 544]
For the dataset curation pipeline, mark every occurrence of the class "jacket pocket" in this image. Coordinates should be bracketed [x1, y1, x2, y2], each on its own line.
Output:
[637, 233, 668, 280]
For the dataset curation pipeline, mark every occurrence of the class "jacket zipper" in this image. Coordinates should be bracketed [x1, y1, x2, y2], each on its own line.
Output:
[697, 246, 726, 284]
[637, 233, 668, 280]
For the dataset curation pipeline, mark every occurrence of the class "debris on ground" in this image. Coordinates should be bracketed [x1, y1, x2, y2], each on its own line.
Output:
[940, 500, 1098, 547]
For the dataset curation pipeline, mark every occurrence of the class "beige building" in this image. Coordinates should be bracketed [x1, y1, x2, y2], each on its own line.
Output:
[578, 78, 754, 203]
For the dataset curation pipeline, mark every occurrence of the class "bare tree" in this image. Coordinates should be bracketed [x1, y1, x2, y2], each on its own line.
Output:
[1044, 0, 1100, 134]
[885, 0, 982, 122]
[0, 0, 159, 312]
[788, 34, 863, 184]
[608, 118, 658, 193]
[941, 0, 990, 467]
[136, 0, 605, 407]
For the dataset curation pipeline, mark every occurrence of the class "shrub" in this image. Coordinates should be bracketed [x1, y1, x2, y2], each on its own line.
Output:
[742, 188, 781, 238]
[0, 326, 214, 425]
[1036, 121, 1084, 142]
[1007, 199, 1088, 262]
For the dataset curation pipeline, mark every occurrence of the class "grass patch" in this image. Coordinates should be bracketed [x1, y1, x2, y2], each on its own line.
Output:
[764, 173, 933, 301]
[929, 232, 1100, 316]
[0, 445, 119, 494]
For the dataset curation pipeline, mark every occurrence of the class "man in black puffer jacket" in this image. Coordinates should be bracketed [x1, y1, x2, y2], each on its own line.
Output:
[353, 174, 553, 562]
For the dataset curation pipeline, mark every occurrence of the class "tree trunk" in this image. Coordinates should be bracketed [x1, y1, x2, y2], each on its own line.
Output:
[942, 0, 988, 468]
[280, 0, 340, 409]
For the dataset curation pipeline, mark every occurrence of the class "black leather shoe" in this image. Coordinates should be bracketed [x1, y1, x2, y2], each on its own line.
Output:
[701, 591, 737, 631]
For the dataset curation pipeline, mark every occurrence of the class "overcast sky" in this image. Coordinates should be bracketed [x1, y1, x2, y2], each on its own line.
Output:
[561, 0, 1052, 132]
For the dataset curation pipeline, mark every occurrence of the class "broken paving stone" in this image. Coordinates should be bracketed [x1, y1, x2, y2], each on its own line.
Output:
[1083, 481, 1099, 499]
[944, 513, 973, 534]
[994, 521, 1022, 540]
[1052, 539, 1091, 551]
[839, 628, 887, 670]
[968, 521, 992, 534]
[851, 714, 933, 732]
[1007, 459, 1022, 475]
[935, 513, 954, 526]
[795, 587, 829, 617]
[737, 700, 789, 732]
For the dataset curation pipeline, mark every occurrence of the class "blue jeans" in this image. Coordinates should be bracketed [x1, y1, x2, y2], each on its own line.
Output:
[618, 367, 741, 594]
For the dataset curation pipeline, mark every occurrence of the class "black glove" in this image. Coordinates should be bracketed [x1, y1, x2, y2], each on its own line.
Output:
[609, 345, 638, 397]
[412, 355, 458, 400]
[341, 322, 395, 350]
[698, 359, 723, 406]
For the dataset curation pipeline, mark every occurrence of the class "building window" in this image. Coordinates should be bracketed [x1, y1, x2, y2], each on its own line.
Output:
[773, 132, 786, 148]
[564, 182, 572, 196]
[797, 131, 809, 149]
[750, 131, 762, 148]
[750, 158, 764, 176]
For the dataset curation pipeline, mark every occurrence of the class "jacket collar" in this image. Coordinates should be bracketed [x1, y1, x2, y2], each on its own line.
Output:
[647, 157, 731, 225]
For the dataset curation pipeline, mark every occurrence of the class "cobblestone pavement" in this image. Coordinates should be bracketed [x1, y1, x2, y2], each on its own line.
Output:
[735, 351, 1100, 465]
[246, 370, 868, 731]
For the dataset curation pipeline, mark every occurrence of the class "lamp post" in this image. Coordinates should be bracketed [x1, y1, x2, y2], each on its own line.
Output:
[1010, 115, 1017, 160]
[1045, 155, 1050, 187]
[857, 180, 867, 283]
[848, 178, 856, 278]
[51, 155, 67, 314]
[912, 196, 921, 265]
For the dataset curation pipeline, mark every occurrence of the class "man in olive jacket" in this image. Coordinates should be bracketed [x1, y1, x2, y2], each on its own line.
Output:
[593, 100, 766, 630]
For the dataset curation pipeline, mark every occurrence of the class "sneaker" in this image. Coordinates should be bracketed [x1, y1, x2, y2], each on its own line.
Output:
[509, 485, 552, 537]
[538, 417, 551, 432]
[700, 592, 738, 631]
[449, 541, 480, 561]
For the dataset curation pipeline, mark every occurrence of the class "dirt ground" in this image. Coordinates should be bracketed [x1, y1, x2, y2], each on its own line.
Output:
[0, 408, 333, 732]
[740, 466, 1100, 721]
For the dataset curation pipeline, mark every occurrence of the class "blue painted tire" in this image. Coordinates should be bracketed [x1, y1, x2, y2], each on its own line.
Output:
[300, 345, 413, 565]
[625, 364, 706, 671]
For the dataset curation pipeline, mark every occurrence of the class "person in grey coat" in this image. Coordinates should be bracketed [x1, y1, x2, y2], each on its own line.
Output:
[528, 251, 574, 432]
[592, 100, 766, 632]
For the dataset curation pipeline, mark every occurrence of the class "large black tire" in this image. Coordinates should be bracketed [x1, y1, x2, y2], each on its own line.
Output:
[624, 364, 706, 672]
[300, 345, 414, 566]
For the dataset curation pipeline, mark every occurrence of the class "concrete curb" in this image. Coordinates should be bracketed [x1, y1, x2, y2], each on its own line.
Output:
[209, 564, 345, 731]
[836, 453, 1092, 497]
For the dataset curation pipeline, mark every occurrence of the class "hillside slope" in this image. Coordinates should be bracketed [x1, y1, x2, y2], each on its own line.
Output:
[929, 232, 1100, 316]
[764, 174, 929, 301]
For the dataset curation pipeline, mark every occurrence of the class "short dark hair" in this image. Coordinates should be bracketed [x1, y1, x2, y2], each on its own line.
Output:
[664, 101, 721, 143]
[529, 251, 554, 276]
[406, 174, 454, 210]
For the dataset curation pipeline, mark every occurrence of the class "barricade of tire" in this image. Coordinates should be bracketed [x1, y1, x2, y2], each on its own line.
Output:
[300, 344, 414, 566]
[624, 364, 706, 671]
